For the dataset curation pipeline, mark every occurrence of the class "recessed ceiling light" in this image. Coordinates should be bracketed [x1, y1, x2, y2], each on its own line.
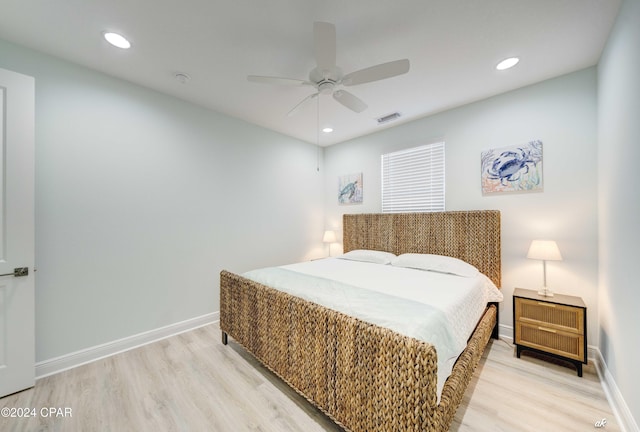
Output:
[322, 127, 334, 133]
[496, 57, 519, 70]
[104, 32, 131, 49]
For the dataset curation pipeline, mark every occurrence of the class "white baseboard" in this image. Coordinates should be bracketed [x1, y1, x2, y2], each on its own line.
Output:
[592, 348, 639, 432]
[498, 323, 513, 343]
[499, 323, 637, 432]
[35, 312, 219, 379]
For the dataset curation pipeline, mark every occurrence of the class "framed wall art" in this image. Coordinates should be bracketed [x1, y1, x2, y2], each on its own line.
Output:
[481, 140, 543, 194]
[338, 172, 363, 205]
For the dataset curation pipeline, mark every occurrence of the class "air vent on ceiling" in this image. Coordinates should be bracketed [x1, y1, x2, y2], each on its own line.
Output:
[377, 112, 401, 124]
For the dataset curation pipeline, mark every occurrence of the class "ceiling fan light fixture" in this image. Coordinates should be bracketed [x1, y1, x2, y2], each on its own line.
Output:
[174, 72, 191, 84]
[496, 57, 520, 70]
[318, 81, 335, 94]
[104, 32, 131, 49]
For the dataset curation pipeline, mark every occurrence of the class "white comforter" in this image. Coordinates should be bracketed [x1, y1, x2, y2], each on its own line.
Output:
[243, 257, 502, 401]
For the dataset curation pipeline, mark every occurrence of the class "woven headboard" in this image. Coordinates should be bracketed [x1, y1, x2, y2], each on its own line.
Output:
[343, 211, 501, 287]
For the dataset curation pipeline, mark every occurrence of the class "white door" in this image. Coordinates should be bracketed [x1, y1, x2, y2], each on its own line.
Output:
[0, 67, 35, 397]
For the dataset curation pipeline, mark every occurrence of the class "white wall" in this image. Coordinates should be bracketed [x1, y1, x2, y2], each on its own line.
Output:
[324, 68, 599, 344]
[0, 38, 325, 362]
[598, 0, 640, 428]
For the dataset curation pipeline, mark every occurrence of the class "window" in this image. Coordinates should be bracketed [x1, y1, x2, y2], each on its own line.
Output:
[381, 142, 445, 213]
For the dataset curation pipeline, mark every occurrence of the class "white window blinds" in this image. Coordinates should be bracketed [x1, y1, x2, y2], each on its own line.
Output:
[381, 142, 445, 213]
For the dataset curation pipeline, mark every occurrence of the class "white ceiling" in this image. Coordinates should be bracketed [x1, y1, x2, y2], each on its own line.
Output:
[0, 0, 621, 146]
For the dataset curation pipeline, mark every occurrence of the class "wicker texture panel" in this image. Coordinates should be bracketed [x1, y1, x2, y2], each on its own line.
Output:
[343, 211, 501, 287]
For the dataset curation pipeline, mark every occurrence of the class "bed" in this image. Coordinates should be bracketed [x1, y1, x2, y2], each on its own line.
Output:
[220, 210, 501, 432]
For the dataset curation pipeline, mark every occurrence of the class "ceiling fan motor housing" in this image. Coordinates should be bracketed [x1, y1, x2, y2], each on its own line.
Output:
[309, 66, 342, 93]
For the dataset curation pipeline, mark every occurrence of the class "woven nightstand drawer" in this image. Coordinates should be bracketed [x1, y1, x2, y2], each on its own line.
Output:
[516, 298, 584, 334]
[515, 322, 584, 361]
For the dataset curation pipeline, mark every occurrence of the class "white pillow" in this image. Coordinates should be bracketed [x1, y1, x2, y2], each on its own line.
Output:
[337, 249, 396, 265]
[391, 253, 480, 277]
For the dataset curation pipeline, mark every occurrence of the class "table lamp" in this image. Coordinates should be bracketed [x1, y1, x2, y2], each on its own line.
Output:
[323, 230, 337, 257]
[527, 240, 562, 297]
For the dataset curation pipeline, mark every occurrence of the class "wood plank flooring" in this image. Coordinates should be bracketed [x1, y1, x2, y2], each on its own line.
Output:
[0, 323, 620, 431]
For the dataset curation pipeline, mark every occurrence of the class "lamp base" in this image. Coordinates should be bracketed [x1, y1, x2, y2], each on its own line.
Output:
[537, 287, 554, 297]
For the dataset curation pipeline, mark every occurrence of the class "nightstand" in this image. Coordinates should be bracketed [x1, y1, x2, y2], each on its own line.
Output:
[513, 288, 587, 376]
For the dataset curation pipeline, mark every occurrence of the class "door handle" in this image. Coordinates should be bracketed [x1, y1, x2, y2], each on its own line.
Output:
[0, 267, 29, 277]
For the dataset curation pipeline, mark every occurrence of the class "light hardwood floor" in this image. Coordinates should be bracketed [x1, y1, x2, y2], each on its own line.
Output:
[1, 324, 620, 431]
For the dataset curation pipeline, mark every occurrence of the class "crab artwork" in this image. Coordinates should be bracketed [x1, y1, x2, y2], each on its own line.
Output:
[486, 148, 536, 184]
[481, 140, 543, 193]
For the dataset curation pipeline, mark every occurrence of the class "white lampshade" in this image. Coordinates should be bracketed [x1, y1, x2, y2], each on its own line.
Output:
[323, 230, 337, 243]
[527, 240, 562, 297]
[527, 240, 562, 261]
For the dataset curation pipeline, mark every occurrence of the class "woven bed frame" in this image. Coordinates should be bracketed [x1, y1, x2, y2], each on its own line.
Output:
[220, 210, 501, 432]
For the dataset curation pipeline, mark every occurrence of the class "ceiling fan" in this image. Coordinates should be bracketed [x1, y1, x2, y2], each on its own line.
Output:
[247, 22, 410, 116]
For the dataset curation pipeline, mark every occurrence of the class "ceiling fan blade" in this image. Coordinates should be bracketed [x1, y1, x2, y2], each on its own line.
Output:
[247, 75, 312, 86]
[333, 90, 367, 113]
[287, 92, 319, 117]
[314, 22, 336, 72]
[342, 59, 410, 86]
